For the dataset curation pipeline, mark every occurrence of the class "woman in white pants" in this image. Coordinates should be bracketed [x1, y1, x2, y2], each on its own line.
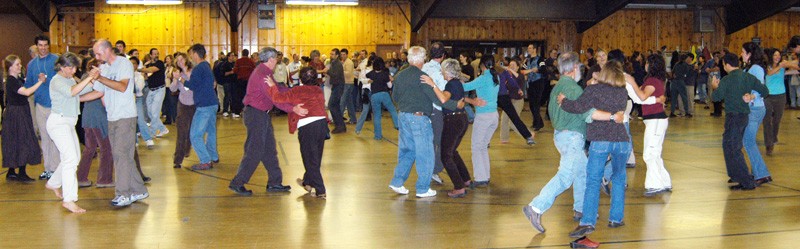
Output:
[45, 52, 97, 213]
[640, 54, 671, 196]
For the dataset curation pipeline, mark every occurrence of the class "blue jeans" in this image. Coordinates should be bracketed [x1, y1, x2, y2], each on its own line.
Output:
[146, 87, 167, 133]
[136, 97, 153, 141]
[744, 106, 769, 179]
[340, 84, 357, 122]
[529, 130, 587, 213]
[390, 112, 434, 194]
[190, 105, 219, 164]
[581, 141, 631, 226]
[604, 122, 632, 180]
[696, 82, 708, 101]
[370, 92, 398, 139]
[355, 102, 371, 133]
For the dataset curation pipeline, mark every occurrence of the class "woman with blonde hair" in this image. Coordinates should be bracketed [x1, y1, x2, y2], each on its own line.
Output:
[559, 60, 631, 238]
[2, 54, 46, 182]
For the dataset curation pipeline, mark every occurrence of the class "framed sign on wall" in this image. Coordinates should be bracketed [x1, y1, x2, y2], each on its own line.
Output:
[258, 3, 276, 30]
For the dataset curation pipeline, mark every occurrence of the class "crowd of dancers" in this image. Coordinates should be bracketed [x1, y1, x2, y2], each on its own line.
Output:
[3, 33, 800, 247]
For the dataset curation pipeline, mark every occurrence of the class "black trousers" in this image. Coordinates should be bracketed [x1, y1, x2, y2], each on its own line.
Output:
[722, 113, 756, 188]
[329, 83, 345, 128]
[526, 79, 546, 129]
[230, 107, 283, 187]
[498, 95, 532, 139]
[763, 94, 785, 147]
[441, 112, 471, 189]
[231, 80, 248, 115]
[298, 119, 328, 194]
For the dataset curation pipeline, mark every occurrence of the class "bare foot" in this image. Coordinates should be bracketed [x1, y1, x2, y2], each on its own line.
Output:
[45, 185, 63, 199]
[62, 202, 86, 213]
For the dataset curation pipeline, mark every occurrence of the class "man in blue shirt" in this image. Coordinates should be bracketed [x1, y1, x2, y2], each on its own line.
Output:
[522, 44, 545, 131]
[183, 44, 220, 170]
[25, 35, 60, 180]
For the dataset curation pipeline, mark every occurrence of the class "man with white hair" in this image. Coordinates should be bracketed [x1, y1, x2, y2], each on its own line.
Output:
[389, 46, 463, 198]
[523, 52, 623, 233]
[83, 39, 148, 207]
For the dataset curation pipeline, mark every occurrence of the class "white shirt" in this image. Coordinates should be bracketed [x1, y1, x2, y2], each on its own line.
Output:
[421, 59, 446, 110]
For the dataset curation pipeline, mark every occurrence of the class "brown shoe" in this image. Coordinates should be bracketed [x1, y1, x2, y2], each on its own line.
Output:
[296, 178, 312, 193]
[447, 188, 467, 198]
[766, 145, 774, 156]
[755, 176, 773, 186]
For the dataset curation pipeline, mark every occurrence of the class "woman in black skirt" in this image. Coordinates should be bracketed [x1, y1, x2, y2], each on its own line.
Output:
[3, 54, 46, 182]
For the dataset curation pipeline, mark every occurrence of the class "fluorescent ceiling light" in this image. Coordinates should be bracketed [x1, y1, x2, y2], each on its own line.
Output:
[286, 0, 358, 6]
[107, 0, 183, 5]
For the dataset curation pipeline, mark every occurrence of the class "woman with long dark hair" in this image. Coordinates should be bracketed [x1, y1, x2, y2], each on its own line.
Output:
[640, 54, 672, 196]
[763, 48, 787, 157]
[498, 59, 535, 145]
[463, 55, 500, 187]
[2, 54, 45, 182]
[740, 42, 770, 185]
[362, 57, 398, 140]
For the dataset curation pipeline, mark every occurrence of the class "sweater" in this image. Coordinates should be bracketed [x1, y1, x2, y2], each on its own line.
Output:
[266, 85, 326, 134]
[561, 83, 629, 142]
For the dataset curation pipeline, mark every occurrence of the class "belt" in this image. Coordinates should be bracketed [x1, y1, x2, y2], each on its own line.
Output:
[445, 111, 465, 116]
[403, 111, 427, 116]
[245, 105, 271, 113]
[149, 85, 165, 91]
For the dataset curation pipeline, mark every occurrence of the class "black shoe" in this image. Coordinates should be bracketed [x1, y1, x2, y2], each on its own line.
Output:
[669, 114, 678, 118]
[16, 174, 35, 183]
[6, 173, 18, 182]
[229, 185, 253, 196]
[267, 184, 292, 192]
[331, 127, 346, 134]
[710, 113, 722, 117]
[142, 176, 151, 183]
[174, 164, 182, 168]
[685, 114, 693, 118]
[569, 225, 595, 238]
[608, 221, 625, 228]
[212, 159, 220, 164]
[727, 178, 736, 183]
[729, 184, 756, 191]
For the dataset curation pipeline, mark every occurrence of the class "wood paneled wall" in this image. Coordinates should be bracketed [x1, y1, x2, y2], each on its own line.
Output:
[85, 0, 410, 62]
[46, 2, 800, 63]
[580, 9, 727, 55]
[728, 12, 800, 52]
[413, 18, 578, 52]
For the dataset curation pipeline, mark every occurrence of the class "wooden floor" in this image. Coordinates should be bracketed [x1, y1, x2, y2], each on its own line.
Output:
[2, 104, 800, 248]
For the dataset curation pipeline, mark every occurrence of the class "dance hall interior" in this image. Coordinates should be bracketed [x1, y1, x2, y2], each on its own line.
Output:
[2, 0, 800, 248]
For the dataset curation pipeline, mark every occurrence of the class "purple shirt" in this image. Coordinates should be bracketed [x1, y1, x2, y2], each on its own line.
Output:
[242, 63, 294, 112]
[498, 70, 520, 96]
[169, 78, 194, 106]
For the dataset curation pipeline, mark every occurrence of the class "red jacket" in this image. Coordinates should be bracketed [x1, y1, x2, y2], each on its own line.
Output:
[266, 85, 327, 134]
[233, 57, 255, 81]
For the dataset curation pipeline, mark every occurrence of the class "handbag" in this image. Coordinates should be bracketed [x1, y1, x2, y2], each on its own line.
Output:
[361, 88, 371, 103]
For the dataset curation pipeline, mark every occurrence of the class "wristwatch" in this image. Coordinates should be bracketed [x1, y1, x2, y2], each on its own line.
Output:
[609, 114, 615, 122]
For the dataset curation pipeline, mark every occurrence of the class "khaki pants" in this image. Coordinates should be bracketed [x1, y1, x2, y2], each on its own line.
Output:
[35, 104, 60, 172]
[109, 118, 148, 197]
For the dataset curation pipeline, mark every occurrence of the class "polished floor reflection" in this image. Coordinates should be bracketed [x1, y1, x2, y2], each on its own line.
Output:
[2, 106, 800, 248]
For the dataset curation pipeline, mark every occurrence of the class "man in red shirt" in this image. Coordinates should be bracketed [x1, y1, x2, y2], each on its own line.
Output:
[228, 47, 308, 196]
[231, 49, 255, 118]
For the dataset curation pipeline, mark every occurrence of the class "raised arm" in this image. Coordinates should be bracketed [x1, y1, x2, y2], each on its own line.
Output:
[17, 74, 46, 96]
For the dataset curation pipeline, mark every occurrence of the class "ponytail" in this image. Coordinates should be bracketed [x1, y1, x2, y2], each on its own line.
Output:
[480, 55, 499, 86]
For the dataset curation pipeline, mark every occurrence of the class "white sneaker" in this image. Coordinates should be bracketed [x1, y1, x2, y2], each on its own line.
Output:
[232, 114, 241, 118]
[431, 174, 443, 185]
[145, 140, 155, 149]
[111, 195, 133, 207]
[223, 112, 229, 117]
[156, 128, 170, 137]
[389, 185, 409, 195]
[130, 192, 150, 202]
[416, 189, 437, 198]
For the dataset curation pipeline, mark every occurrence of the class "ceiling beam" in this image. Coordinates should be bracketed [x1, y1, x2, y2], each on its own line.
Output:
[11, 0, 50, 32]
[427, 0, 594, 21]
[410, 0, 441, 32]
[725, 0, 800, 34]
